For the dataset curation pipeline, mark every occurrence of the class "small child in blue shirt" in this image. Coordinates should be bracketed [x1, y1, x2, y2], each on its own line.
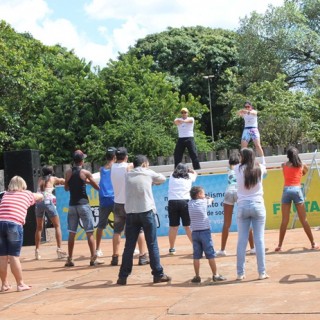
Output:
[188, 186, 226, 283]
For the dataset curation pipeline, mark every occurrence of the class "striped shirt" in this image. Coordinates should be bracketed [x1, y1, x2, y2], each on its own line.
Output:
[188, 198, 211, 231]
[0, 191, 35, 225]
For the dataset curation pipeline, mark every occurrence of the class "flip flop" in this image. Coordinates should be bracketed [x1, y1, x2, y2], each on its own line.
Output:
[17, 284, 32, 292]
[0, 284, 12, 292]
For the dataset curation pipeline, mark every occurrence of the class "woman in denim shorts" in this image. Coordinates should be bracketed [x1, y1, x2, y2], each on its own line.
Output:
[0, 176, 43, 292]
[275, 147, 318, 252]
[216, 152, 254, 257]
[35, 166, 67, 260]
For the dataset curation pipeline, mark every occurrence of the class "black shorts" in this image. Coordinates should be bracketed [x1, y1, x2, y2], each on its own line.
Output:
[168, 199, 190, 227]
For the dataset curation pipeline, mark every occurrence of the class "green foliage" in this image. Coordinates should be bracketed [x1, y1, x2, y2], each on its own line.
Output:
[124, 26, 239, 140]
[87, 55, 211, 161]
[238, 0, 320, 88]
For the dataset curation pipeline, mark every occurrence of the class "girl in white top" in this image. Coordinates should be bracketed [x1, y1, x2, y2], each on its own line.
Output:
[238, 101, 264, 158]
[167, 163, 197, 255]
[235, 148, 268, 281]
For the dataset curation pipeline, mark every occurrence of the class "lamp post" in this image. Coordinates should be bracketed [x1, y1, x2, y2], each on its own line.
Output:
[203, 75, 214, 142]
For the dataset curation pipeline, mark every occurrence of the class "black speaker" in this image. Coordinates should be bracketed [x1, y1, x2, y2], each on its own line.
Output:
[3, 149, 45, 246]
[4, 149, 40, 192]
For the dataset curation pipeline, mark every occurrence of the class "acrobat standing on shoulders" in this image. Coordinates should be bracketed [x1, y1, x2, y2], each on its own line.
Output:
[173, 107, 201, 170]
[238, 101, 265, 161]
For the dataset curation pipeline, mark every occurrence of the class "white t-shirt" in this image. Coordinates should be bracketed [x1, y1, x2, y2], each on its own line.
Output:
[111, 162, 128, 204]
[168, 173, 197, 200]
[235, 163, 266, 203]
[175, 117, 194, 138]
[243, 113, 258, 128]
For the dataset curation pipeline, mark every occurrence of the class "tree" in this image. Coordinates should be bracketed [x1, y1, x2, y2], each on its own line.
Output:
[238, 0, 320, 89]
[124, 26, 239, 141]
[85, 54, 210, 162]
[226, 74, 319, 149]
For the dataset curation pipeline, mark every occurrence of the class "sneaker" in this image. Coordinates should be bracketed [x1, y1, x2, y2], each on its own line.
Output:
[116, 278, 127, 285]
[153, 274, 171, 283]
[96, 249, 104, 257]
[249, 248, 256, 255]
[216, 250, 227, 257]
[191, 276, 201, 283]
[111, 255, 119, 266]
[212, 274, 227, 282]
[56, 248, 67, 259]
[258, 272, 270, 280]
[35, 249, 41, 260]
[236, 274, 245, 281]
[138, 253, 150, 266]
[90, 255, 105, 266]
[169, 248, 176, 255]
[64, 257, 74, 267]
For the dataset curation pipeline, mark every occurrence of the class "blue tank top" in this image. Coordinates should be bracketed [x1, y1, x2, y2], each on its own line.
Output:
[68, 166, 89, 205]
[99, 167, 114, 207]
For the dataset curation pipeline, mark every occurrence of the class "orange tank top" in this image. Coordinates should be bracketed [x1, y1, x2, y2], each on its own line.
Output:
[283, 164, 302, 187]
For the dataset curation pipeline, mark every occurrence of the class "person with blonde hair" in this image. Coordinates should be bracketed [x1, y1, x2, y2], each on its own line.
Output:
[275, 146, 318, 252]
[35, 165, 67, 260]
[0, 176, 43, 292]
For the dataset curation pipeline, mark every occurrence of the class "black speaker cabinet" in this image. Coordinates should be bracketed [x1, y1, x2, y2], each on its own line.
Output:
[3, 150, 45, 246]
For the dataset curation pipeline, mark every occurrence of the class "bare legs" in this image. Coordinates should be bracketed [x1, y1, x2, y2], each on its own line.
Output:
[35, 216, 66, 259]
[0, 256, 31, 292]
[169, 225, 192, 250]
[241, 139, 264, 157]
[276, 203, 317, 250]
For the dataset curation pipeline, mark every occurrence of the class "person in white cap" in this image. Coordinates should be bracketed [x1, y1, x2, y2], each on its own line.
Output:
[173, 108, 201, 170]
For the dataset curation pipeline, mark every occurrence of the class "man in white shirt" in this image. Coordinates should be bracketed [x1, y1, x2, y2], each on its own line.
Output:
[110, 147, 148, 266]
[173, 108, 201, 170]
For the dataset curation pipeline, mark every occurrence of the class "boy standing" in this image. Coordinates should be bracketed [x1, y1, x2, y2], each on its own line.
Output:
[188, 186, 226, 283]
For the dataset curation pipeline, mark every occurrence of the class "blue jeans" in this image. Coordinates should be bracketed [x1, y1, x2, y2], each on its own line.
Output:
[0, 221, 23, 256]
[237, 200, 266, 275]
[119, 210, 164, 279]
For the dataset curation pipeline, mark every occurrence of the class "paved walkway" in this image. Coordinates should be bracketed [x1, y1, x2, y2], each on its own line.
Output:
[1, 228, 320, 320]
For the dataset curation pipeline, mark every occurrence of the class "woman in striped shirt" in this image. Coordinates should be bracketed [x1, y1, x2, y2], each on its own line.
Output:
[0, 176, 43, 292]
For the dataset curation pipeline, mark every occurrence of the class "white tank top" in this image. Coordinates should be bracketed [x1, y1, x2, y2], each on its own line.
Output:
[243, 113, 258, 128]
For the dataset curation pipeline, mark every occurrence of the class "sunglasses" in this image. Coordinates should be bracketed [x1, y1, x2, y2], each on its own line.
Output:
[181, 111, 188, 114]
[245, 105, 251, 109]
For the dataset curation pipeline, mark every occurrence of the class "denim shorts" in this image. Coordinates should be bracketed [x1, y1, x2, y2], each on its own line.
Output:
[168, 199, 190, 226]
[192, 229, 215, 259]
[0, 221, 23, 256]
[35, 200, 58, 218]
[68, 204, 94, 233]
[281, 186, 304, 204]
[241, 128, 260, 142]
[113, 203, 126, 234]
[97, 205, 113, 229]
[223, 189, 237, 205]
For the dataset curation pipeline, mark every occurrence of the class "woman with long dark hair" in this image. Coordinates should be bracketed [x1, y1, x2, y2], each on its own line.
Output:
[235, 148, 268, 280]
[167, 163, 197, 255]
[34, 165, 67, 260]
[275, 147, 318, 251]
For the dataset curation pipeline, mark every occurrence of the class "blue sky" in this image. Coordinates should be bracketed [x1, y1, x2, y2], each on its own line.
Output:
[0, 0, 284, 68]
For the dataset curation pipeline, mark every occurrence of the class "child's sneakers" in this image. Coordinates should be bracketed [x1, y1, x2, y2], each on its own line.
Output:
[216, 250, 227, 257]
[212, 274, 226, 282]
